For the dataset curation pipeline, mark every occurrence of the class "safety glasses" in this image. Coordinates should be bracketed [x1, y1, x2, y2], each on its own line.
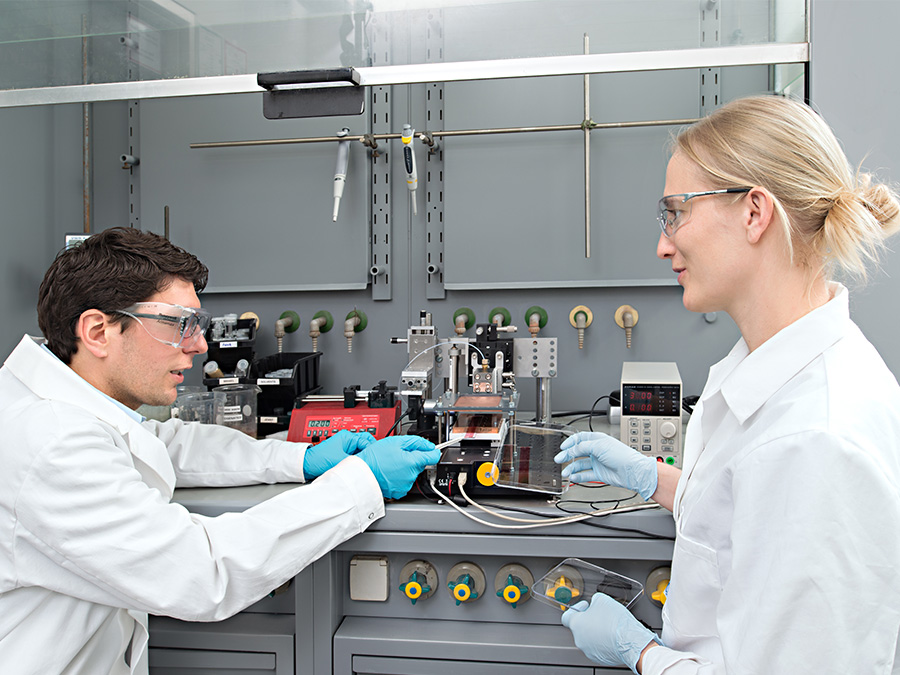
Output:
[657, 188, 751, 238]
[112, 302, 212, 348]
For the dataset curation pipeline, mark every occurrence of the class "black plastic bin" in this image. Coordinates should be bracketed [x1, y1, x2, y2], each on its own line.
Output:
[203, 318, 257, 375]
[251, 352, 322, 436]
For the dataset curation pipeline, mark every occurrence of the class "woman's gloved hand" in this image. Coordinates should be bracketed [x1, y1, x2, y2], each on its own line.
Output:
[357, 435, 440, 499]
[562, 592, 658, 673]
[554, 432, 658, 500]
[302, 429, 376, 479]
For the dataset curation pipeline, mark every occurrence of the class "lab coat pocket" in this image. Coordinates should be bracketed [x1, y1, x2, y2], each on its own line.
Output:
[662, 532, 722, 642]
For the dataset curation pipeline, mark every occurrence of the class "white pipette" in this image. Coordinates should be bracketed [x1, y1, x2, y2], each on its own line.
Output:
[332, 127, 351, 222]
[401, 124, 418, 215]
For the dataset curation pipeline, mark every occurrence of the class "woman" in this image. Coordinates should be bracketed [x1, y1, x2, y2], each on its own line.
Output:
[555, 95, 900, 674]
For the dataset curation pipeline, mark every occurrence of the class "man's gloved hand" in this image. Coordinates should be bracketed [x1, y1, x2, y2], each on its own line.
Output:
[356, 435, 440, 500]
[561, 592, 658, 673]
[554, 432, 658, 501]
[302, 429, 376, 479]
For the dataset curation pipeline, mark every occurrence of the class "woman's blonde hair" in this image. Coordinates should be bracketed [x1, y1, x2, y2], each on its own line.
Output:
[674, 95, 900, 281]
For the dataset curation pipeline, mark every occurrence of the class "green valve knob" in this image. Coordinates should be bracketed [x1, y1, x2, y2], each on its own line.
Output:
[448, 573, 479, 605]
[497, 574, 529, 608]
[400, 571, 431, 605]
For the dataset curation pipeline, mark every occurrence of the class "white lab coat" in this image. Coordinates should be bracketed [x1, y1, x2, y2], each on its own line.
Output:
[643, 284, 900, 674]
[0, 335, 385, 675]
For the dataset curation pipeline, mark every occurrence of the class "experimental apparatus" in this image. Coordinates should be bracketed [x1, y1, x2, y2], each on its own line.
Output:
[389, 309, 569, 498]
[151, 308, 679, 674]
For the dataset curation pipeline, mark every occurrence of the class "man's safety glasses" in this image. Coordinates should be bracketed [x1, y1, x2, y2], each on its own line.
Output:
[657, 188, 751, 238]
[112, 302, 211, 348]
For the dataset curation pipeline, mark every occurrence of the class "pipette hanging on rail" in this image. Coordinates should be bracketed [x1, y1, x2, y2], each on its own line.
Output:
[332, 127, 351, 222]
[401, 124, 418, 215]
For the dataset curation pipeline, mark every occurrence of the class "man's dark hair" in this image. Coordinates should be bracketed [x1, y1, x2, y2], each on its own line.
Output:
[37, 227, 209, 364]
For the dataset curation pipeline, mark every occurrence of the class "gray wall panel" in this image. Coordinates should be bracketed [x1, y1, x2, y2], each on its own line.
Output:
[0, 104, 83, 356]
[810, 0, 900, 379]
[139, 93, 371, 292]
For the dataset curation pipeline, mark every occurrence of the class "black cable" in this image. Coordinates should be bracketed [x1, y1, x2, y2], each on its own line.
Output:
[385, 409, 411, 437]
[413, 478, 442, 504]
[682, 395, 699, 415]
[588, 395, 610, 431]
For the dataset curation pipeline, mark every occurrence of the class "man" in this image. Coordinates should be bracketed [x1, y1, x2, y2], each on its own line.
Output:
[0, 227, 439, 674]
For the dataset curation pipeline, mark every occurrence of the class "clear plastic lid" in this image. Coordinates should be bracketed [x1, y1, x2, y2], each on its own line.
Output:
[491, 421, 574, 495]
[533, 558, 644, 611]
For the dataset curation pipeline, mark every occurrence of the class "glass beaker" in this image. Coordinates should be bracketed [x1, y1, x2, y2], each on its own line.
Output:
[213, 384, 261, 437]
[173, 391, 223, 425]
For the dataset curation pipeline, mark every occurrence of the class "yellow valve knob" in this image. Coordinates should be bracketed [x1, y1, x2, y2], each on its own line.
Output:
[502, 585, 521, 604]
[448, 571, 481, 606]
[547, 575, 581, 610]
[651, 580, 669, 606]
[476, 462, 499, 487]
[454, 584, 471, 602]
[399, 571, 432, 605]
[495, 572, 530, 608]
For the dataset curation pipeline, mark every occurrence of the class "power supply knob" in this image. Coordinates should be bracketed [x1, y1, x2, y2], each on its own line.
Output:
[660, 421, 677, 439]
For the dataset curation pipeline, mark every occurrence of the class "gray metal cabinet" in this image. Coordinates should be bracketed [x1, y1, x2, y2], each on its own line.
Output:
[149, 613, 294, 674]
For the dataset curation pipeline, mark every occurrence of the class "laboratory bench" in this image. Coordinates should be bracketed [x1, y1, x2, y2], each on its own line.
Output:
[149, 480, 675, 675]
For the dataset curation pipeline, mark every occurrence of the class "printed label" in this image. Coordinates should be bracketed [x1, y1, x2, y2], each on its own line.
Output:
[260, 416, 278, 424]
[257, 378, 280, 385]
[223, 405, 241, 414]
[219, 341, 238, 349]
[218, 377, 239, 385]
[223, 414, 243, 423]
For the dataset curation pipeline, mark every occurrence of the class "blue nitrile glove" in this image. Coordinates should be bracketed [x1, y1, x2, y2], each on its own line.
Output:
[356, 435, 440, 500]
[561, 592, 658, 673]
[554, 432, 658, 501]
[302, 429, 376, 479]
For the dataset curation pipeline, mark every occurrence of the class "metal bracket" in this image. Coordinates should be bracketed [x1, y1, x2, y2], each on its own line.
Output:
[424, 11, 445, 300]
[699, 0, 722, 116]
[128, 100, 141, 229]
[258, 68, 365, 119]
[369, 17, 392, 300]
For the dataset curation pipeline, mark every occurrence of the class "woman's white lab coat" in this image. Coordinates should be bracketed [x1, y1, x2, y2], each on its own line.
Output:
[0, 335, 384, 674]
[642, 285, 900, 674]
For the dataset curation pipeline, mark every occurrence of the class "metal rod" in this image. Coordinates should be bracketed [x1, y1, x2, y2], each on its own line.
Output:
[190, 118, 699, 150]
[584, 33, 591, 259]
[535, 378, 552, 424]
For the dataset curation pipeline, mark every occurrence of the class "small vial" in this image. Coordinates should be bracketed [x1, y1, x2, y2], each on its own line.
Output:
[234, 359, 250, 378]
[211, 318, 225, 342]
[204, 361, 224, 379]
[223, 313, 238, 339]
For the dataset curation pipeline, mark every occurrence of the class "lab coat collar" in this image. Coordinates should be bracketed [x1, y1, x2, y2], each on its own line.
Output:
[714, 283, 850, 425]
[4, 336, 177, 496]
[4, 336, 140, 436]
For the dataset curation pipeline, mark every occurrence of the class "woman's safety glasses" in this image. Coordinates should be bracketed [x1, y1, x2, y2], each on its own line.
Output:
[112, 302, 212, 348]
[657, 188, 751, 237]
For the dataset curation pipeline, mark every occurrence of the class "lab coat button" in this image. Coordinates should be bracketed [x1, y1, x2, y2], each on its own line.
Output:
[368, 512, 376, 520]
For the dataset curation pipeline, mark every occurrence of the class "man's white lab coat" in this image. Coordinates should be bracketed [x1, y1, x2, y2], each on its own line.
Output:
[0, 335, 384, 674]
[643, 285, 900, 674]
